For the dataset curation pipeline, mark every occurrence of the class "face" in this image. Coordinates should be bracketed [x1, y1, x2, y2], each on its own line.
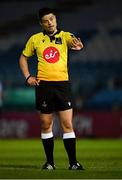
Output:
[40, 13, 57, 35]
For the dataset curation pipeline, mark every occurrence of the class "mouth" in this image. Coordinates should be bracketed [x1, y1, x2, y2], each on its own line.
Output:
[48, 26, 54, 29]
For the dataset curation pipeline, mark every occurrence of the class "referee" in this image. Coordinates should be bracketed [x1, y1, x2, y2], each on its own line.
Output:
[19, 7, 84, 170]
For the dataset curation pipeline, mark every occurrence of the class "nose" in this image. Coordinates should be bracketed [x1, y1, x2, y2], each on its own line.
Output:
[48, 20, 52, 26]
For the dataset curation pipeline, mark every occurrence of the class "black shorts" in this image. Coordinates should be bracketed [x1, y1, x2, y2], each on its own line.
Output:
[35, 81, 73, 113]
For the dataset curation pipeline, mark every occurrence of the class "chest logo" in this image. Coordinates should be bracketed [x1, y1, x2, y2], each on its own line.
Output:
[43, 46, 60, 63]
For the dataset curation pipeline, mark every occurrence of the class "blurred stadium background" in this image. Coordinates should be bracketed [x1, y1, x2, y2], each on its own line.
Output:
[0, 0, 122, 139]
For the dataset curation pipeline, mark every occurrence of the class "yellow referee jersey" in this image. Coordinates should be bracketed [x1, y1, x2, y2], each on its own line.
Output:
[23, 30, 74, 81]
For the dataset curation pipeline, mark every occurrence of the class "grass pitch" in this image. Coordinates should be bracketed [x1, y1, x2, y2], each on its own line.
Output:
[0, 139, 122, 179]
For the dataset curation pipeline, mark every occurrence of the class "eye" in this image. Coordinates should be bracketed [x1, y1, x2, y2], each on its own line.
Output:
[50, 17, 53, 21]
[50, 15, 55, 21]
[42, 20, 48, 24]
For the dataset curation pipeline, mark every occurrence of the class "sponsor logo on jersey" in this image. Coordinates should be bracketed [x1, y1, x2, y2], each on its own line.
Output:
[43, 46, 60, 63]
[55, 38, 62, 44]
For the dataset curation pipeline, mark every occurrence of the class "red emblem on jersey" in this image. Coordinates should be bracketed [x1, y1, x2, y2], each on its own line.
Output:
[43, 47, 60, 63]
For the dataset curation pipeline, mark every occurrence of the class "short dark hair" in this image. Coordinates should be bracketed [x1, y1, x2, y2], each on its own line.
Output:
[38, 7, 56, 21]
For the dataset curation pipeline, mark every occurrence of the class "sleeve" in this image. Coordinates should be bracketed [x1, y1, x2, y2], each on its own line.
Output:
[22, 36, 35, 57]
[65, 32, 75, 47]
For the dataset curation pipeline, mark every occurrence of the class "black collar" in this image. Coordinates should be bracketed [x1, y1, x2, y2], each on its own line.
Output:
[43, 29, 61, 37]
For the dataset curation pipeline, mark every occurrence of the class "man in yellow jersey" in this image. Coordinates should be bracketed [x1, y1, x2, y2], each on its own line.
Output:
[19, 8, 84, 170]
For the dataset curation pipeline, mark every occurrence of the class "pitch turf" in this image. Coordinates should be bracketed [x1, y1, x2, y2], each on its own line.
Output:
[0, 139, 122, 179]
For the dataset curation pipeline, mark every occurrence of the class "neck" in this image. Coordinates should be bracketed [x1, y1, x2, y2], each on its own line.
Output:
[46, 29, 58, 36]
